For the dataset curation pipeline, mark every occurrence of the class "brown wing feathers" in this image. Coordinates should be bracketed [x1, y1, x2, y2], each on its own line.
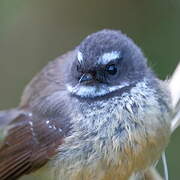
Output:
[0, 110, 64, 180]
[0, 113, 35, 179]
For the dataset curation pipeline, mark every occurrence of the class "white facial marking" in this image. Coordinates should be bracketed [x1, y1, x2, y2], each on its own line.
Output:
[28, 112, 33, 117]
[77, 51, 83, 63]
[99, 51, 120, 65]
[66, 82, 129, 98]
[29, 121, 33, 126]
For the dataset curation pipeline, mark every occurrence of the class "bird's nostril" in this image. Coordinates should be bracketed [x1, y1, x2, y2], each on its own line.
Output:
[79, 73, 93, 83]
[91, 71, 97, 77]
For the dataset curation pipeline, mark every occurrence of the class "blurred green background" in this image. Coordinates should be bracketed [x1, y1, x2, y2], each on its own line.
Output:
[0, 0, 179, 179]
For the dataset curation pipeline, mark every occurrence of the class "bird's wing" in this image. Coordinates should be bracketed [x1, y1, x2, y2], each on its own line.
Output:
[0, 51, 75, 180]
[0, 108, 70, 180]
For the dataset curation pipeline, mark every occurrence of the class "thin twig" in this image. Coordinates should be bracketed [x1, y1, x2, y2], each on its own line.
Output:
[169, 63, 180, 132]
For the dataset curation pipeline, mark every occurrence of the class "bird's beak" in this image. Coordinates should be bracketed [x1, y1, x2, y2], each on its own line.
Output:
[79, 73, 93, 83]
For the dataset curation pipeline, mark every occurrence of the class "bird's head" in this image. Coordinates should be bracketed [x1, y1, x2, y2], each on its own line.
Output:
[67, 29, 151, 98]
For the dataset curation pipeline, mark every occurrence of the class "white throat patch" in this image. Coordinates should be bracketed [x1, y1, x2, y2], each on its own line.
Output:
[66, 83, 129, 98]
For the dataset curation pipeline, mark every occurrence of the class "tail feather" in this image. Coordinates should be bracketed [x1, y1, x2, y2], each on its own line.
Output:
[0, 109, 21, 144]
[0, 109, 21, 127]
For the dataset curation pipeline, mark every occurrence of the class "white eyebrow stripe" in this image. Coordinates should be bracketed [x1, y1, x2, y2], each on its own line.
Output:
[77, 51, 83, 63]
[98, 51, 120, 65]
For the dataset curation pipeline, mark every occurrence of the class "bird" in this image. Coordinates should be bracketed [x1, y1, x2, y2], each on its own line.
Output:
[0, 29, 172, 180]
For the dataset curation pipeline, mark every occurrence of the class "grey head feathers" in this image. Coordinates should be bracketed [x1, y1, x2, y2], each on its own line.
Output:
[66, 29, 154, 98]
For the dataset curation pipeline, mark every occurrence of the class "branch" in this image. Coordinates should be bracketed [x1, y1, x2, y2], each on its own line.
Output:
[169, 63, 180, 132]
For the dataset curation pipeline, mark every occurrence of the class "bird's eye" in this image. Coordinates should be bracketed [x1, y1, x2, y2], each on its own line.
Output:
[105, 64, 117, 75]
